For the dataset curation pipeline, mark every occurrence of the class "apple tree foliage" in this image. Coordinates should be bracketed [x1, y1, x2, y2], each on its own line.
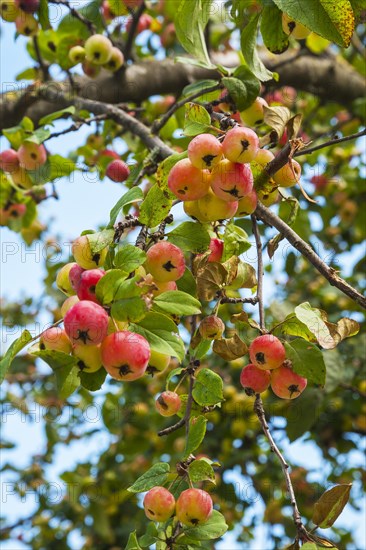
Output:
[0, 0, 365, 549]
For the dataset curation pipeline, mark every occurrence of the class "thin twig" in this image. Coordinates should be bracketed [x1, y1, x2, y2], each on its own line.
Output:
[254, 394, 309, 543]
[220, 296, 259, 305]
[123, 1, 146, 62]
[32, 36, 49, 81]
[135, 224, 148, 250]
[251, 215, 265, 332]
[294, 128, 366, 157]
[45, 114, 108, 141]
[48, 0, 96, 33]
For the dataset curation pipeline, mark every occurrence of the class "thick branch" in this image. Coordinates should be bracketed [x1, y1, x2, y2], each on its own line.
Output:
[255, 202, 366, 310]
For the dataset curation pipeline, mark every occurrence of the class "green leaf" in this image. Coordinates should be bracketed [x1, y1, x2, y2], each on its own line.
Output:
[286, 389, 323, 442]
[95, 269, 127, 305]
[0, 330, 32, 384]
[33, 350, 80, 398]
[112, 297, 148, 324]
[192, 338, 212, 361]
[174, 0, 215, 67]
[154, 291, 201, 316]
[126, 531, 143, 550]
[167, 221, 210, 253]
[176, 268, 197, 297]
[222, 223, 251, 260]
[138, 523, 159, 547]
[79, 367, 107, 392]
[39, 0, 51, 29]
[222, 66, 260, 111]
[108, 187, 144, 227]
[130, 313, 185, 361]
[312, 484, 352, 529]
[24, 127, 51, 145]
[48, 154, 76, 181]
[241, 14, 274, 82]
[188, 459, 216, 484]
[39, 106, 76, 126]
[261, 4, 289, 54]
[275, 313, 316, 342]
[183, 510, 228, 541]
[16, 68, 38, 81]
[114, 245, 146, 273]
[139, 184, 172, 228]
[272, 0, 355, 47]
[182, 79, 219, 97]
[300, 544, 318, 550]
[87, 229, 114, 255]
[127, 462, 170, 493]
[184, 102, 212, 136]
[184, 415, 207, 457]
[284, 339, 326, 386]
[192, 368, 223, 406]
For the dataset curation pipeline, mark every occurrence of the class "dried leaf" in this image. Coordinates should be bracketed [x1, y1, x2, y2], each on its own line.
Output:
[213, 334, 248, 360]
[196, 263, 228, 301]
[263, 105, 291, 138]
[312, 483, 352, 528]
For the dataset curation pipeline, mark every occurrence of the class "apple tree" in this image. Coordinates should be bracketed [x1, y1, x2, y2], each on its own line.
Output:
[0, 0, 365, 548]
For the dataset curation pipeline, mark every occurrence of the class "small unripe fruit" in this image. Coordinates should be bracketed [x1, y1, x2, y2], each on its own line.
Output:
[56, 262, 78, 296]
[144, 241, 185, 283]
[0, 0, 20, 22]
[18, 142, 47, 170]
[64, 301, 109, 345]
[39, 327, 72, 354]
[61, 296, 79, 317]
[15, 11, 38, 35]
[104, 46, 124, 71]
[282, 13, 311, 40]
[273, 160, 301, 187]
[0, 149, 19, 172]
[255, 148, 275, 166]
[240, 97, 268, 127]
[271, 364, 307, 399]
[10, 166, 33, 189]
[196, 189, 238, 222]
[68, 45, 86, 65]
[147, 349, 171, 374]
[151, 280, 177, 297]
[101, 331, 150, 381]
[199, 315, 225, 340]
[82, 60, 101, 78]
[211, 159, 253, 202]
[236, 190, 257, 217]
[105, 159, 130, 182]
[84, 34, 113, 65]
[72, 235, 108, 270]
[176, 488, 213, 526]
[258, 188, 279, 207]
[249, 335, 286, 370]
[168, 158, 210, 201]
[188, 134, 223, 169]
[77, 269, 105, 303]
[143, 487, 175, 522]
[155, 391, 181, 416]
[222, 127, 259, 164]
[73, 343, 103, 373]
[240, 363, 271, 395]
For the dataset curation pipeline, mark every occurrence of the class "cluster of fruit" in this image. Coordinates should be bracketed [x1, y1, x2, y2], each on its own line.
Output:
[240, 335, 307, 399]
[0, 0, 40, 35]
[68, 34, 125, 77]
[143, 486, 213, 527]
[169, 127, 301, 223]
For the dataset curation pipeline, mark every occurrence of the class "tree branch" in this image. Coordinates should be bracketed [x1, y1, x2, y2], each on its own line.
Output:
[294, 128, 366, 157]
[251, 215, 265, 332]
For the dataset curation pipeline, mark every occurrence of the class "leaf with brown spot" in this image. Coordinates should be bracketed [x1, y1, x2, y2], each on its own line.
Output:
[263, 105, 292, 139]
[196, 262, 228, 301]
[213, 334, 248, 360]
[319, 0, 355, 47]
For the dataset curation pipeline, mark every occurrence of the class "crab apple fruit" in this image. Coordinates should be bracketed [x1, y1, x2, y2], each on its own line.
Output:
[16, 0, 39, 13]
[271, 364, 307, 399]
[68, 45, 85, 65]
[106, 159, 130, 182]
[188, 134, 223, 170]
[207, 237, 224, 262]
[273, 160, 301, 187]
[197, 189, 238, 222]
[72, 344, 103, 373]
[82, 60, 101, 78]
[69, 263, 85, 291]
[160, 21, 176, 48]
[0, 149, 19, 172]
[84, 34, 113, 65]
[258, 188, 279, 207]
[99, 149, 119, 162]
[77, 269, 105, 303]
[211, 159, 253, 202]
[282, 13, 311, 40]
[39, 327, 72, 354]
[143, 487, 175, 522]
[176, 489, 213, 527]
[15, 12, 38, 35]
[101, 331, 150, 381]
[60, 295, 79, 317]
[64, 301, 109, 345]
[199, 315, 225, 340]
[249, 334, 286, 370]
[240, 363, 271, 395]
[168, 158, 210, 201]
[222, 127, 259, 164]
[126, 12, 152, 34]
[11, 166, 33, 188]
[144, 241, 185, 283]
[104, 46, 124, 71]
[72, 235, 108, 270]
[147, 349, 170, 374]
[155, 391, 181, 417]
[152, 279, 177, 297]
[18, 142, 46, 170]
[56, 262, 79, 296]
[236, 189, 257, 217]
[240, 97, 268, 127]
[0, 0, 20, 21]
[255, 148, 275, 166]
[183, 199, 202, 221]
